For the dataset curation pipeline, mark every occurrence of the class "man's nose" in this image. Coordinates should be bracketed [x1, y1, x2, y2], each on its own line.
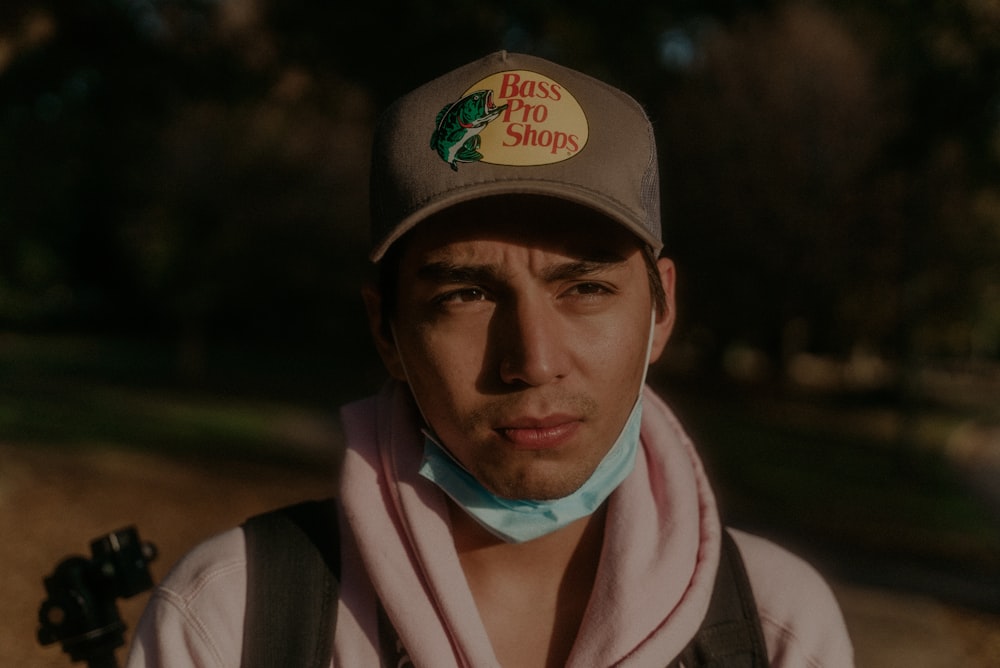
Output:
[496, 296, 570, 387]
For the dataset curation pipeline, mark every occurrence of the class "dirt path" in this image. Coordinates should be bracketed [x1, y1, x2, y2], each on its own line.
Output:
[2, 442, 337, 668]
[3, 442, 998, 667]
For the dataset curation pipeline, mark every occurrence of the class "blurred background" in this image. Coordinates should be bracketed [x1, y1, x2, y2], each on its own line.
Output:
[2, 0, 999, 665]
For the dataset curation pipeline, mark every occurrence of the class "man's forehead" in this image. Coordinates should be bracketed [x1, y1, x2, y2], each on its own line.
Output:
[398, 195, 643, 263]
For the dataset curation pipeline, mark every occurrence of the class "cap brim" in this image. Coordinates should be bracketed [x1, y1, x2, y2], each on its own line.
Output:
[369, 180, 662, 262]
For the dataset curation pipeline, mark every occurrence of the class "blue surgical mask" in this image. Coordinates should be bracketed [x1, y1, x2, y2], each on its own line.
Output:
[418, 396, 643, 543]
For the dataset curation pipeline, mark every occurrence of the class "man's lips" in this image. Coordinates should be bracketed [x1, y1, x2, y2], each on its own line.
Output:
[495, 416, 582, 450]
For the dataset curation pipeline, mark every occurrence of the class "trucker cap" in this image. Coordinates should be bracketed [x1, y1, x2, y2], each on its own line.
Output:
[368, 50, 662, 262]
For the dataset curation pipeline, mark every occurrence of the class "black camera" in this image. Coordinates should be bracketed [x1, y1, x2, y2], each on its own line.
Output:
[38, 526, 157, 668]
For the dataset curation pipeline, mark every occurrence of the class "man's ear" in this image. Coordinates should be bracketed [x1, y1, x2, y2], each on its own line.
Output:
[361, 284, 408, 381]
[648, 257, 676, 364]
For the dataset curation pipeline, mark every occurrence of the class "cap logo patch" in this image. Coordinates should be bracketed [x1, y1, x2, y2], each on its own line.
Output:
[430, 69, 589, 171]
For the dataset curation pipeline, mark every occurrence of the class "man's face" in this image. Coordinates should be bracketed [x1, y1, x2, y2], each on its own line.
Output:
[368, 197, 675, 500]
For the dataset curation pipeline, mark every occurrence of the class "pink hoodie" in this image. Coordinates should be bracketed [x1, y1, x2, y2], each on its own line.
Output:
[127, 382, 854, 667]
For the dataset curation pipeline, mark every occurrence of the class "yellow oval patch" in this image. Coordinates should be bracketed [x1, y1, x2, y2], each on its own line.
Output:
[465, 69, 589, 166]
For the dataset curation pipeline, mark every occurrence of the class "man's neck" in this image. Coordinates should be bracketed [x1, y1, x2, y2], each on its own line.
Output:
[450, 500, 607, 667]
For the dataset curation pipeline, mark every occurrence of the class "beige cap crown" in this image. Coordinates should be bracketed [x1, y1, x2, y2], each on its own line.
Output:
[369, 51, 662, 261]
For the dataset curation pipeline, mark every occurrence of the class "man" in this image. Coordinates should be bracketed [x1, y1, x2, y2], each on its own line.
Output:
[127, 51, 854, 667]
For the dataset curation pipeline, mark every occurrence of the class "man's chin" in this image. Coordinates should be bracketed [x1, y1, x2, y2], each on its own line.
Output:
[486, 475, 589, 503]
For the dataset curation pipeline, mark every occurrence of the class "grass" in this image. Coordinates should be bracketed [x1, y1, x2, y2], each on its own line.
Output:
[0, 331, 380, 463]
[662, 379, 1000, 611]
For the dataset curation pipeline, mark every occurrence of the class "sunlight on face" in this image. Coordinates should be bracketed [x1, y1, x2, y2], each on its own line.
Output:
[384, 196, 666, 500]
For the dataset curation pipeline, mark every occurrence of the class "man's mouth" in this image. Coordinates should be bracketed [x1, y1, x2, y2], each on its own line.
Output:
[496, 415, 582, 450]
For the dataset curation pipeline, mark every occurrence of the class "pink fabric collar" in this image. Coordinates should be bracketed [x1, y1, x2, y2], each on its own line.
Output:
[336, 381, 722, 667]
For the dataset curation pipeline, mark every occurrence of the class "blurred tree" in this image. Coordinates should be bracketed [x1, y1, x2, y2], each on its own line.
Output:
[1, 0, 998, 388]
[861, 0, 1000, 366]
[0, 0, 268, 335]
[653, 0, 1000, 380]
[0, 0, 377, 379]
[656, 3, 900, 368]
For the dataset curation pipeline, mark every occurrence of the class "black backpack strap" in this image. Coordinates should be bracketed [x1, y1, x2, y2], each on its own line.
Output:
[671, 530, 770, 667]
[240, 498, 340, 668]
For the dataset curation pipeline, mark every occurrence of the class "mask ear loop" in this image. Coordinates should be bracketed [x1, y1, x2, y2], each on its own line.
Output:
[635, 308, 658, 402]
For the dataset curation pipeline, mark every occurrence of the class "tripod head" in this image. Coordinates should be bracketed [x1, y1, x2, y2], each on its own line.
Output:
[37, 526, 157, 668]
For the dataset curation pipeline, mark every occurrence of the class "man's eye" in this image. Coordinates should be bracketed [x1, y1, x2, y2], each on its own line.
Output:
[568, 282, 610, 296]
[438, 288, 489, 304]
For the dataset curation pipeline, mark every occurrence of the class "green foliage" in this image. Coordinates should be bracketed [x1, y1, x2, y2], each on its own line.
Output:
[0, 0, 998, 371]
[663, 380, 1000, 598]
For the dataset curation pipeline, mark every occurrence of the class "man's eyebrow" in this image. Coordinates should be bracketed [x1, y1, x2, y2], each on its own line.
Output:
[416, 261, 503, 284]
[541, 256, 628, 282]
[416, 253, 628, 284]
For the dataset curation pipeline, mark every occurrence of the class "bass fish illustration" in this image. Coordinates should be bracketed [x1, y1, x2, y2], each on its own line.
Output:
[430, 89, 508, 170]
